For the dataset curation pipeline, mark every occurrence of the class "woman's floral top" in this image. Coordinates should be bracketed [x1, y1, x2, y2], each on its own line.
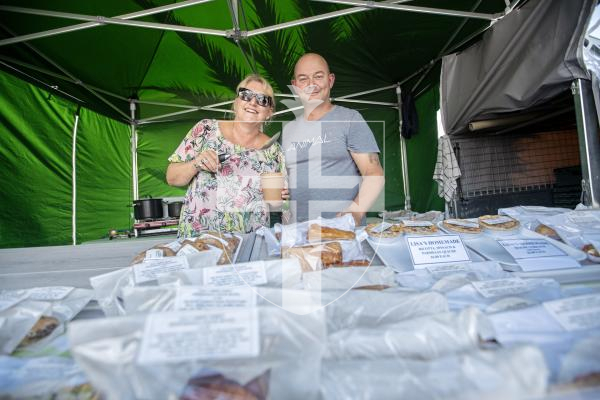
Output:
[168, 119, 286, 237]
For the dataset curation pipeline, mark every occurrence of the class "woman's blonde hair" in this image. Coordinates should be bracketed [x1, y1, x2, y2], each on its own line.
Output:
[234, 74, 275, 111]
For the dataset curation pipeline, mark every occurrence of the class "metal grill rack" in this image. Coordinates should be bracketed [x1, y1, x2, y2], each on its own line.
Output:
[452, 129, 581, 217]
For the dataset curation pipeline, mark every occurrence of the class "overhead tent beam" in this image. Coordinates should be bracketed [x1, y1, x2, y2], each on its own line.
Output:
[411, 0, 484, 93]
[0, 6, 229, 38]
[0, 24, 129, 120]
[245, 0, 414, 37]
[312, 0, 501, 21]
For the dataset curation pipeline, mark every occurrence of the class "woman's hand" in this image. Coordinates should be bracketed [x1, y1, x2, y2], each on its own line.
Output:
[281, 188, 290, 200]
[194, 150, 218, 173]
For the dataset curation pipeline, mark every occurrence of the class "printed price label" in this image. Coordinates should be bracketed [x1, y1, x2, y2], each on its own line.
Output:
[138, 309, 260, 363]
[133, 256, 190, 284]
[163, 240, 182, 252]
[203, 262, 268, 287]
[177, 244, 202, 256]
[27, 286, 74, 301]
[543, 293, 600, 331]
[497, 239, 566, 259]
[406, 235, 470, 267]
[145, 249, 163, 260]
[370, 222, 393, 233]
[445, 219, 479, 228]
[471, 277, 530, 298]
[426, 264, 469, 278]
[482, 216, 514, 225]
[403, 220, 433, 227]
[0, 290, 29, 312]
[497, 239, 580, 271]
[174, 287, 257, 311]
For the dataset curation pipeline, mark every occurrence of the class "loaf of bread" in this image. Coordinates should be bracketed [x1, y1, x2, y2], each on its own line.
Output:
[307, 224, 355, 242]
[196, 232, 241, 264]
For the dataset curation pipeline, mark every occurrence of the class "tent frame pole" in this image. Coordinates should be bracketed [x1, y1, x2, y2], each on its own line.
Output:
[0, 0, 215, 47]
[130, 100, 139, 205]
[312, 0, 500, 21]
[572, 79, 600, 208]
[0, 6, 228, 38]
[246, 0, 413, 37]
[0, 24, 129, 120]
[396, 85, 411, 211]
[71, 109, 80, 246]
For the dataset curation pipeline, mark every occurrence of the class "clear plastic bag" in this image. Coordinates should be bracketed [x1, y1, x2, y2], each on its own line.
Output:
[445, 278, 562, 312]
[0, 355, 95, 399]
[68, 307, 325, 400]
[90, 251, 222, 316]
[0, 300, 49, 355]
[157, 258, 304, 289]
[302, 266, 397, 291]
[325, 307, 494, 360]
[395, 261, 509, 292]
[320, 346, 548, 400]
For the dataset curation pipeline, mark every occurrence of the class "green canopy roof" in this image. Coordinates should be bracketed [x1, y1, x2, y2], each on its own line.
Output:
[0, 0, 508, 122]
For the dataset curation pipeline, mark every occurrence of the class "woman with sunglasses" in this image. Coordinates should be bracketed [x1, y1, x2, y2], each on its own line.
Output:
[166, 74, 287, 236]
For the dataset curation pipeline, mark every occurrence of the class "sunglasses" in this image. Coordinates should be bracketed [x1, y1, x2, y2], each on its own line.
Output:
[237, 87, 273, 108]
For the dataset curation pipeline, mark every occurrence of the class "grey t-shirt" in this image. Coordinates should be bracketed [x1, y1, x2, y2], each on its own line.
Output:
[282, 105, 380, 223]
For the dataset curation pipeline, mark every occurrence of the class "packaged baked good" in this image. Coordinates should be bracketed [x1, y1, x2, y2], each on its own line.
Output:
[180, 371, 269, 400]
[282, 242, 343, 272]
[478, 215, 520, 232]
[534, 224, 561, 240]
[442, 219, 482, 234]
[401, 220, 439, 235]
[365, 222, 403, 239]
[131, 245, 177, 265]
[17, 316, 59, 348]
[195, 232, 241, 265]
[307, 224, 355, 242]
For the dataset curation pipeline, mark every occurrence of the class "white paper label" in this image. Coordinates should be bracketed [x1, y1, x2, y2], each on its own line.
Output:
[163, 240, 182, 252]
[0, 290, 29, 312]
[174, 287, 257, 311]
[543, 294, 600, 331]
[403, 220, 433, 227]
[445, 219, 479, 228]
[177, 244, 202, 256]
[137, 309, 260, 363]
[145, 249, 163, 260]
[202, 263, 268, 287]
[497, 239, 566, 259]
[406, 235, 471, 267]
[27, 286, 74, 301]
[482, 216, 513, 225]
[370, 222, 393, 233]
[567, 212, 600, 225]
[515, 256, 581, 272]
[426, 264, 469, 278]
[471, 277, 530, 298]
[133, 256, 190, 284]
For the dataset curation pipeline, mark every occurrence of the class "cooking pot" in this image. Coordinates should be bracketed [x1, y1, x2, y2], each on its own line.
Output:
[167, 201, 183, 218]
[133, 198, 163, 220]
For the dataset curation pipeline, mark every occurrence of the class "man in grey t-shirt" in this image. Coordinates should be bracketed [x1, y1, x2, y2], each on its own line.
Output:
[282, 53, 384, 225]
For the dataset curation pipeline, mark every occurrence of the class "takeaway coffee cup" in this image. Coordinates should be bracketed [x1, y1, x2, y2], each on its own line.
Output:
[261, 172, 284, 209]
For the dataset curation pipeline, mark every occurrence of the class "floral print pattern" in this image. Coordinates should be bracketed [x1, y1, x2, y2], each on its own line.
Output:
[168, 119, 286, 237]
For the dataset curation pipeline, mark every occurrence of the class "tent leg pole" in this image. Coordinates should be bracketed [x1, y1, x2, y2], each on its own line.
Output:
[572, 79, 600, 208]
[71, 108, 80, 246]
[130, 100, 139, 224]
[396, 85, 412, 211]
